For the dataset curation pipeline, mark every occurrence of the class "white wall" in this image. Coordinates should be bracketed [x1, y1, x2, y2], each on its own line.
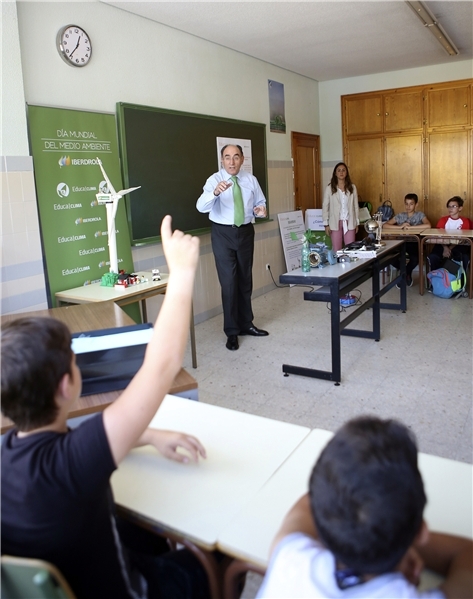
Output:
[16, 1, 319, 160]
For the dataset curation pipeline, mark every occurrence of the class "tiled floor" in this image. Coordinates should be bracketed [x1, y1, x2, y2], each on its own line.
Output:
[181, 275, 472, 598]
[183, 277, 472, 463]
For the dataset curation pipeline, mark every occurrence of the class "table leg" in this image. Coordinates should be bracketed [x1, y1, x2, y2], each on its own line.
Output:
[371, 260, 381, 341]
[330, 281, 341, 385]
[419, 239, 426, 296]
[190, 301, 197, 369]
[141, 299, 148, 323]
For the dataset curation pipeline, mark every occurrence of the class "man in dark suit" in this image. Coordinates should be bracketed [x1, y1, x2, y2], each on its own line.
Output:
[197, 144, 269, 350]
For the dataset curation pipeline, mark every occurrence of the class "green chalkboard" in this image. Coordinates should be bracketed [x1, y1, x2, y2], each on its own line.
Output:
[116, 102, 268, 245]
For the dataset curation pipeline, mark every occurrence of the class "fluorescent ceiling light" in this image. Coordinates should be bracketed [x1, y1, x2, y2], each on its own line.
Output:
[406, 1, 459, 56]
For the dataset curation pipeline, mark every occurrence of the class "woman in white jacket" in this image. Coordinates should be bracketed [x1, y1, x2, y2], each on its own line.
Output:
[323, 162, 359, 252]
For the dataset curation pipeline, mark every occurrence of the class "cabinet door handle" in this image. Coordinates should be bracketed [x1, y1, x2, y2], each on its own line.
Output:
[385, 112, 389, 116]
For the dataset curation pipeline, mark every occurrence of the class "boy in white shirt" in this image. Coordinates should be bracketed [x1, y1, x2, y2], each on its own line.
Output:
[257, 416, 472, 599]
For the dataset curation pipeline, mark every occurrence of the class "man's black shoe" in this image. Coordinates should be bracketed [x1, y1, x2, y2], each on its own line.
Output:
[226, 335, 239, 350]
[240, 326, 269, 337]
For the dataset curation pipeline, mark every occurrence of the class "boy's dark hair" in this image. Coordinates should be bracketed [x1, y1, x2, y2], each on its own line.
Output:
[330, 162, 354, 195]
[404, 193, 418, 204]
[309, 416, 426, 575]
[447, 196, 463, 208]
[1, 317, 72, 431]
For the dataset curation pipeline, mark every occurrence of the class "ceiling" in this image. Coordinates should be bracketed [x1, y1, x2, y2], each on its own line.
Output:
[100, 1, 473, 81]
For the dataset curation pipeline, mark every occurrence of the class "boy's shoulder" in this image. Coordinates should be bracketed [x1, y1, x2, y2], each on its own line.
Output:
[258, 533, 446, 599]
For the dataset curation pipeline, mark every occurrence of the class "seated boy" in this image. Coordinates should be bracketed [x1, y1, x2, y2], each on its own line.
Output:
[383, 193, 431, 287]
[427, 196, 473, 271]
[1, 216, 209, 599]
[257, 416, 472, 599]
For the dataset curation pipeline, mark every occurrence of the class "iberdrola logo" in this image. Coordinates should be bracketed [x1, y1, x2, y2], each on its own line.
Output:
[58, 156, 71, 167]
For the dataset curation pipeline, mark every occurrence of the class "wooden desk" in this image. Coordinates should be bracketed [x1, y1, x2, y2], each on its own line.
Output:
[279, 240, 406, 384]
[55, 271, 197, 368]
[419, 229, 473, 298]
[0, 304, 197, 434]
[218, 428, 472, 595]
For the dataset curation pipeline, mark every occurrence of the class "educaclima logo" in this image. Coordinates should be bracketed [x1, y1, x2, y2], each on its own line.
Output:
[58, 156, 71, 167]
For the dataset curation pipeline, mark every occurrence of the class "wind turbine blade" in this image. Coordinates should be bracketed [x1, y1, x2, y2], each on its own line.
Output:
[96, 157, 116, 195]
[116, 186, 141, 197]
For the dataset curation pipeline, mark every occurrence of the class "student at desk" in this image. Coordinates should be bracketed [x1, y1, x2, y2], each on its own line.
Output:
[383, 193, 431, 287]
[1, 216, 209, 599]
[427, 196, 473, 271]
[257, 416, 472, 599]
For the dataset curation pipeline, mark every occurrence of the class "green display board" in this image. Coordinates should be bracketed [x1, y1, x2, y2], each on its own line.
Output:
[117, 102, 268, 245]
[28, 105, 135, 309]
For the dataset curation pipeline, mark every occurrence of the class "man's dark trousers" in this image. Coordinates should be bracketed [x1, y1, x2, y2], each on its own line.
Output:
[211, 222, 254, 336]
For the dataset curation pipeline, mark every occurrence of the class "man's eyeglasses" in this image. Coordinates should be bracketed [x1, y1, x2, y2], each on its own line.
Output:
[448, 205, 459, 209]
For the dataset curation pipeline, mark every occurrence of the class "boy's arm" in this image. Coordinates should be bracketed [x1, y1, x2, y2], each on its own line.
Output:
[270, 494, 318, 555]
[382, 216, 398, 228]
[135, 428, 207, 464]
[421, 215, 432, 227]
[103, 215, 200, 465]
[417, 532, 472, 599]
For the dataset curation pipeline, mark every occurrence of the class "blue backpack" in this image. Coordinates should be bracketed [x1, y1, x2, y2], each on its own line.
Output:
[427, 260, 466, 298]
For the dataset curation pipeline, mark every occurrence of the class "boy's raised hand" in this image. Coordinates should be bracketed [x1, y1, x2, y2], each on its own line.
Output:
[161, 215, 200, 274]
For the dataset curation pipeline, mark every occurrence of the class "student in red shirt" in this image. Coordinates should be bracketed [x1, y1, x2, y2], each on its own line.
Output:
[427, 196, 473, 271]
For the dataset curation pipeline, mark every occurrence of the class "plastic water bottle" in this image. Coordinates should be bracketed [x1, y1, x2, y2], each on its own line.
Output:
[301, 242, 311, 272]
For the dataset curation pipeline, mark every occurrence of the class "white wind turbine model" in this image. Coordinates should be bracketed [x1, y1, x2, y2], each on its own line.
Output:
[95, 158, 140, 274]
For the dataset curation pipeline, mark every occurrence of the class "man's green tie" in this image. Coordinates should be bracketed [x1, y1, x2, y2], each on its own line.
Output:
[231, 176, 245, 227]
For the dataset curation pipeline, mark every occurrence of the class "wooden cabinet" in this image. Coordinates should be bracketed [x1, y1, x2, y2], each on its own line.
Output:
[427, 84, 470, 128]
[427, 130, 470, 221]
[342, 79, 473, 225]
[385, 135, 423, 216]
[346, 138, 383, 205]
[345, 95, 383, 136]
[384, 92, 423, 132]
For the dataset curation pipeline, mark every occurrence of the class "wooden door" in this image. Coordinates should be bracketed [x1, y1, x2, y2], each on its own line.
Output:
[385, 135, 423, 216]
[292, 132, 321, 211]
[346, 138, 384, 209]
[426, 130, 470, 224]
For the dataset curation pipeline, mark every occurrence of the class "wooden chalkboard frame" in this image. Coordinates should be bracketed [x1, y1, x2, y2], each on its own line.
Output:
[116, 102, 269, 246]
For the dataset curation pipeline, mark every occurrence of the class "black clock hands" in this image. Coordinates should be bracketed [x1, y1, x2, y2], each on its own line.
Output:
[69, 36, 81, 58]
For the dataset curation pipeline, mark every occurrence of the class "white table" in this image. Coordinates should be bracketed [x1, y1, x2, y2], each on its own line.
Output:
[111, 396, 311, 550]
[218, 428, 472, 596]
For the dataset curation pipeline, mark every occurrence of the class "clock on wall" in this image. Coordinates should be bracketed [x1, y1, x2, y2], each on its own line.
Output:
[56, 25, 92, 67]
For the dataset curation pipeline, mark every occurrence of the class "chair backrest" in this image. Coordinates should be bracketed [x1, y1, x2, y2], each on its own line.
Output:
[1, 555, 76, 599]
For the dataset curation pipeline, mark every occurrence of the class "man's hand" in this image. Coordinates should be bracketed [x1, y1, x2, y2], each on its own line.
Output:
[213, 180, 232, 196]
[138, 428, 207, 463]
[160, 215, 199, 273]
[254, 205, 267, 218]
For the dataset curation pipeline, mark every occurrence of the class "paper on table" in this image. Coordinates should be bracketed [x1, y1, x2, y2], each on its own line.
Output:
[72, 328, 154, 354]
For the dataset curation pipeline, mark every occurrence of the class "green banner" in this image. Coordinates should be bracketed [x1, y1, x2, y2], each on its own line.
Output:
[28, 106, 134, 308]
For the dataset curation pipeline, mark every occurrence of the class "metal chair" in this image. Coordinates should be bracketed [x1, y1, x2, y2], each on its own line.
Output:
[1, 555, 76, 599]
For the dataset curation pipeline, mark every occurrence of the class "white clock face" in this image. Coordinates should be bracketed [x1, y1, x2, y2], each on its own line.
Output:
[57, 25, 92, 67]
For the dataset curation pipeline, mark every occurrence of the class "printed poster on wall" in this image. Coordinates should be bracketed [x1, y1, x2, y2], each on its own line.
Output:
[28, 105, 134, 307]
[268, 80, 286, 134]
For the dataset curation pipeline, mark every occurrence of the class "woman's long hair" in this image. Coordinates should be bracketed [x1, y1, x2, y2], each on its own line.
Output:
[330, 162, 354, 195]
